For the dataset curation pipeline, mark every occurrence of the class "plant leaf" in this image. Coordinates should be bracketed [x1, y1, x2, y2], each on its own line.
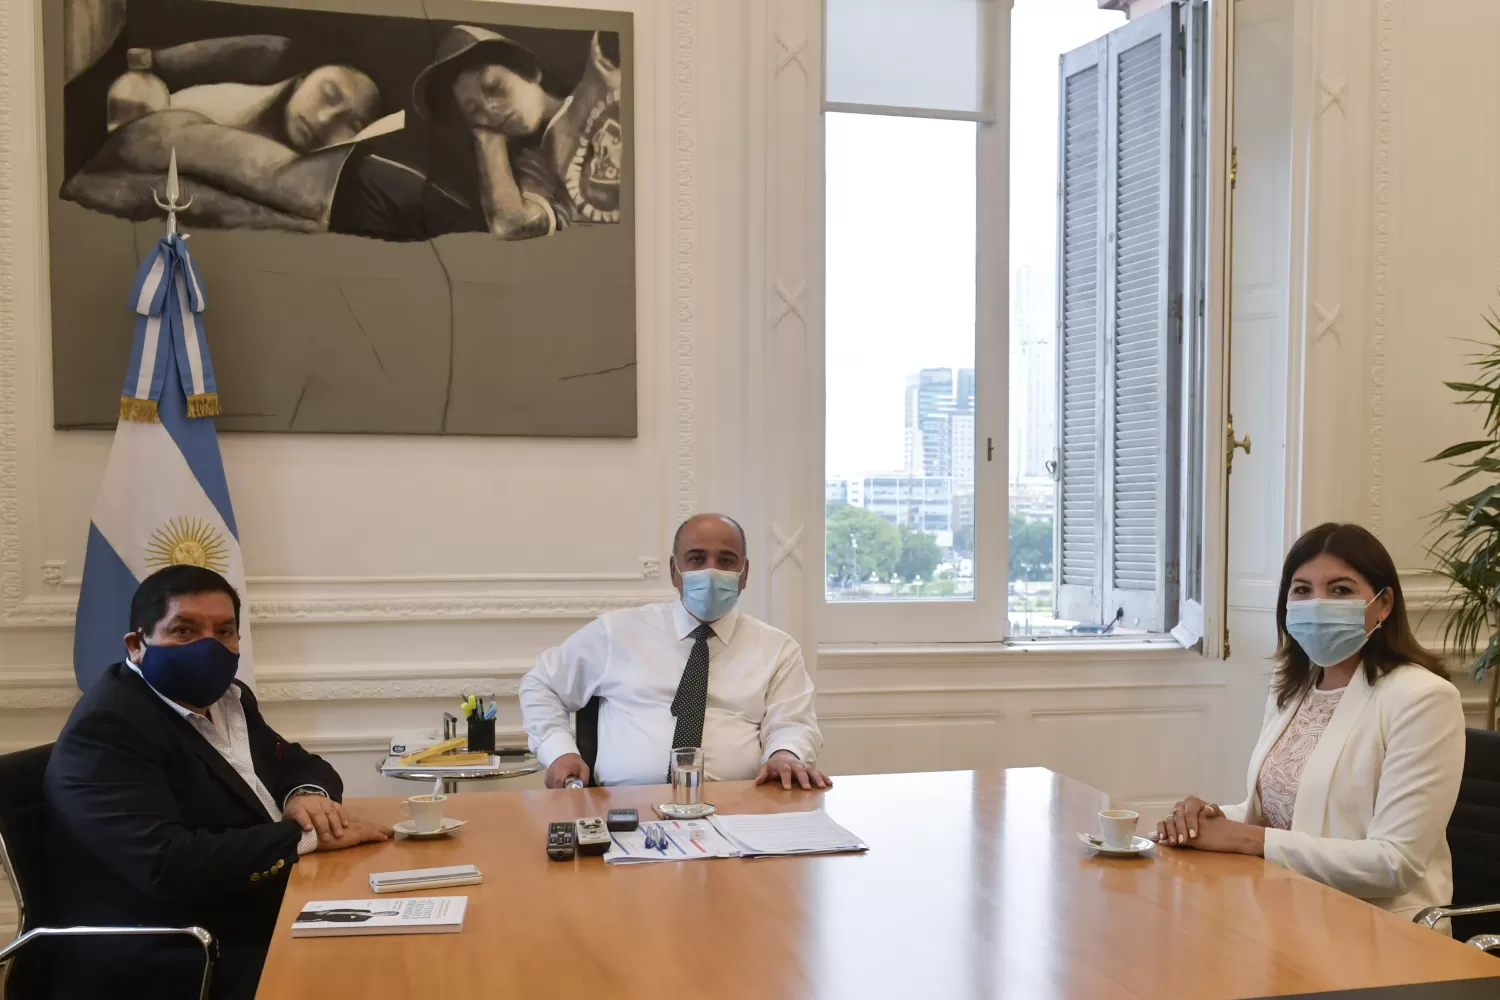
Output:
[1431, 440, 1495, 461]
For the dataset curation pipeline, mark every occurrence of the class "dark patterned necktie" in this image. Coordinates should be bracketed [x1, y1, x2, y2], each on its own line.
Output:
[670, 622, 716, 756]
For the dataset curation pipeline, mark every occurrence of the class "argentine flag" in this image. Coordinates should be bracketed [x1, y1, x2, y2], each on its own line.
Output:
[73, 232, 253, 692]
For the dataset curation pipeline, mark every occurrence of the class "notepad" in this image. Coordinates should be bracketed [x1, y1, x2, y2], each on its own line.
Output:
[709, 811, 868, 857]
[290, 896, 467, 937]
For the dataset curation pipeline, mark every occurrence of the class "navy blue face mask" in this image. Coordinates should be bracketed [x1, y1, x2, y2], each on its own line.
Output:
[136, 635, 240, 708]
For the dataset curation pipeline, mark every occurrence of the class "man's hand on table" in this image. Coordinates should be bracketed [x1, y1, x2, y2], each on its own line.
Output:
[545, 752, 591, 789]
[755, 750, 832, 790]
[313, 816, 393, 852]
[284, 792, 350, 840]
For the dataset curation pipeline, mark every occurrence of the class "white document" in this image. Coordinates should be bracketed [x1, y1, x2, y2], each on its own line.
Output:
[290, 896, 467, 937]
[709, 811, 868, 857]
[603, 819, 740, 864]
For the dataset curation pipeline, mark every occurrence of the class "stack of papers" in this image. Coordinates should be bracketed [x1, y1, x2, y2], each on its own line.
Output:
[290, 896, 467, 937]
[380, 754, 502, 776]
[603, 811, 867, 865]
[711, 811, 868, 857]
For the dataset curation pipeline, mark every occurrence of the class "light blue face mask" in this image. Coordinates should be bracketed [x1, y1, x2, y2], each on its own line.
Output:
[1283, 589, 1387, 667]
[679, 568, 742, 622]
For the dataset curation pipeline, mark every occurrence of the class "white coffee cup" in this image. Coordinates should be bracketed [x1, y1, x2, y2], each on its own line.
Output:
[401, 794, 448, 834]
[1098, 809, 1140, 850]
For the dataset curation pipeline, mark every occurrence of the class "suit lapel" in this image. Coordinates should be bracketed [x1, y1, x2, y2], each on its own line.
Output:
[121, 667, 275, 820]
[1290, 668, 1375, 834]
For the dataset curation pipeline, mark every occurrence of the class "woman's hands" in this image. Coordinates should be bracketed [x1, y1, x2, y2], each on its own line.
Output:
[1156, 795, 1219, 845]
[1154, 795, 1265, 856]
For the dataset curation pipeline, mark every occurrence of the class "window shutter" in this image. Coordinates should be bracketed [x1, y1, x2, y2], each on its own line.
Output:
[1103, 5, 1181, 633]
[1054, 40, 1108, 625]
[1055, 3, 1181, 630]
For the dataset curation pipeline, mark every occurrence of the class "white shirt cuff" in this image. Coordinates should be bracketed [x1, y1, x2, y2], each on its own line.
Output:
[536, 732, 582, 769]
[1262, 827, 1288, 866]
[296, 827, 319, 855]
[761, 744, 805, 765]
[283, 784, 330, 810]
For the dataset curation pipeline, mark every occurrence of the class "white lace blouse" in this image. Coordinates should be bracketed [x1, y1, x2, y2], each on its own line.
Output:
[1255, 685, 1346, 830]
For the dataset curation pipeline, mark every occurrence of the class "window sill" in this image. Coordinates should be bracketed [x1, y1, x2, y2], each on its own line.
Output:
[819, 634, 1189, 659]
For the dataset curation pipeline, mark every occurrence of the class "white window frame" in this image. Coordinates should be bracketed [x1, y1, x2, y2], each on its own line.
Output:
[818, 0, 1009, 644]
[815, 0, 1232, 652]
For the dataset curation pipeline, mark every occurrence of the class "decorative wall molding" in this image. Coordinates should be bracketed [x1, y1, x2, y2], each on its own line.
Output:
[1317, 74, 1346, 117]
[1368, 0, 1394, 536]
[42, 559, 670, 594]
[1312, 300, 1342, 343]
[773, 31, 808, 79]
[4, 589, 677, 628]
[249, 591, 675, 625]
[770, 521, 804, 573]
[673, 0, 699, 523]
[825, 680, 1225, 698]
[772, 279, 807, 329]
[0, 659, 538, 709]
[258, 676, 523, 703]
[818, 642, 1202, 671]
[0, 0, 18, 634]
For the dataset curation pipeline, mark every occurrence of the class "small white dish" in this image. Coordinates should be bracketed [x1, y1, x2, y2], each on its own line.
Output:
[1077, 831, 1154, 856]
[394, 817, 466, 839]
[655, 802, 717, 820]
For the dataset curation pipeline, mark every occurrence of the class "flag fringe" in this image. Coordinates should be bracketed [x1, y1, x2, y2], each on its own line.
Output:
[186, 392, 220, 418]
[118, 396, 159, 423]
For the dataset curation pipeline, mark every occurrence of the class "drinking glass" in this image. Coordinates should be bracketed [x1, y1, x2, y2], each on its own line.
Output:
[671, 746, 704, 806]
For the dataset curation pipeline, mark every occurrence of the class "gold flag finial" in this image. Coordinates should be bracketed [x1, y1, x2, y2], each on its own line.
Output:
[152, 147, 193, 236]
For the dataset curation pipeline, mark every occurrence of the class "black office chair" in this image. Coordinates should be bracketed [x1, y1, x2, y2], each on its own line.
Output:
[576, 696, 601, 784]
[1414, 728, 1500, 949]
[0, 743, 217, 1000]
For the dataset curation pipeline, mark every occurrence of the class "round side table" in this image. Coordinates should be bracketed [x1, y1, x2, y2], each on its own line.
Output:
[378, 749, 541, 795]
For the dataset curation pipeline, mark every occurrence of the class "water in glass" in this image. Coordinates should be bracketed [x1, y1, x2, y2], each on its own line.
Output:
[672, 747, 704, 806]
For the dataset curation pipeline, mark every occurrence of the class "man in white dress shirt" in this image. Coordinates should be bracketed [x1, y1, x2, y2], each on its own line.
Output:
[520, 513, 830, 789]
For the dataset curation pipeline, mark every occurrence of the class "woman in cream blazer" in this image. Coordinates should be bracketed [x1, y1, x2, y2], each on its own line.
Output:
[1158, 523, 1465, 923]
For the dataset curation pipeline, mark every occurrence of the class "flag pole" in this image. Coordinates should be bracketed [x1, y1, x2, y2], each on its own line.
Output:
[151, 148, 192, 236]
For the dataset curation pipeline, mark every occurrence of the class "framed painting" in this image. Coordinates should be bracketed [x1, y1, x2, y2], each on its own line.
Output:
[46, 0, 636, 436]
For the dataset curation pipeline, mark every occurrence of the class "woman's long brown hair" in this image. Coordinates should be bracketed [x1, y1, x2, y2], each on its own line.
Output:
[1273, 523, 1446, 709]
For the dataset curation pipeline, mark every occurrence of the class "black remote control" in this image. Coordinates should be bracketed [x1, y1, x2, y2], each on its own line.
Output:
[547, 821, 575, 861]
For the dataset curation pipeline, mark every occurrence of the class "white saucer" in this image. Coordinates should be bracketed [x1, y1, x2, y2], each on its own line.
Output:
[1078, 831, 1154, 856]
[655, 802, 717, 820]
[394, 817, 466, 839]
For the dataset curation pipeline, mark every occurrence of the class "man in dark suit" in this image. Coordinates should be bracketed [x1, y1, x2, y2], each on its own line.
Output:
[44, 565, 392, 1000]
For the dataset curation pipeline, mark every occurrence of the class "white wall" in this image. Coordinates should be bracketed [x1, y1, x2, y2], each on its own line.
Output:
[3, 0, 1497, 935]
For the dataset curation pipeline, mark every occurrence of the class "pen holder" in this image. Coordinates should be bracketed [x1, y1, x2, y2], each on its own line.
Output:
[466, 717, 496, 753]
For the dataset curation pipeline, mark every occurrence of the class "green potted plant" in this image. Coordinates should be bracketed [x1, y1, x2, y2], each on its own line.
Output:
[1428, 315, 1500, 729]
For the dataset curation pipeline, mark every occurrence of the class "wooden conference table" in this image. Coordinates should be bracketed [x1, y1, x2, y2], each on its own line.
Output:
[259, 769, 1500, 999]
